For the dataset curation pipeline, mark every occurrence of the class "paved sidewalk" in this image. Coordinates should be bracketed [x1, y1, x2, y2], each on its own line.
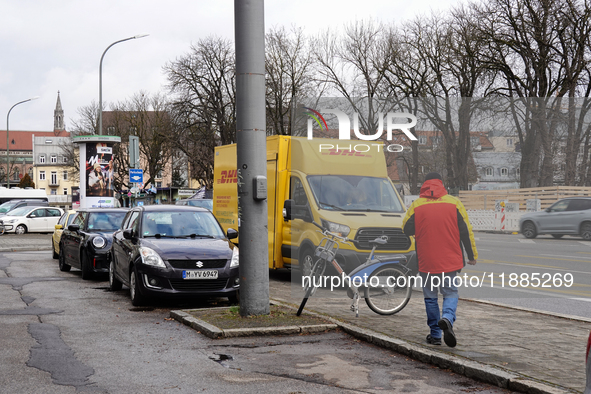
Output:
[0, 233, 52, 252]
[270, 274, 590, 394]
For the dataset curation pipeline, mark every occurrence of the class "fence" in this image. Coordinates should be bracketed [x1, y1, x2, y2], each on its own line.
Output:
[467, 210, 524, 232]
[459, 186, 591, 211]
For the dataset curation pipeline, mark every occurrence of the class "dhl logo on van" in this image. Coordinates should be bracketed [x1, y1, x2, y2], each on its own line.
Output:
[321, 148, 368, 157]
[218, 170, 238, 184]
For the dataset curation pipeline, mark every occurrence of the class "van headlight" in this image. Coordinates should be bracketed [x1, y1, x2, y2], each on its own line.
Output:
[139, 247, 166, 268]
[321, 219, 350, 237]
[230, 247, 239, 268]
[92, 237, 106, 248]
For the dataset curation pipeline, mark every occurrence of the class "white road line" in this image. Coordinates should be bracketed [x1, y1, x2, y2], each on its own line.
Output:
[579, 241, 591, 247]
[540, 253, 591, 260]
[478, 248, 492, 251]
[518, 239, 535, 244]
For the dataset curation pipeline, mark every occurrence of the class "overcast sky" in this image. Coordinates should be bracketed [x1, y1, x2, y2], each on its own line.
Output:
[0, 0, 459, 132]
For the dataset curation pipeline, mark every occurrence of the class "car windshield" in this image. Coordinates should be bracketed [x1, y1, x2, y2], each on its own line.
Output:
[307, 175, 405, 213]
[0, 202, 19, 213]
[6, 207, 32, 217]
[141, 210, 224, 238]
[87, 212, 127, 232]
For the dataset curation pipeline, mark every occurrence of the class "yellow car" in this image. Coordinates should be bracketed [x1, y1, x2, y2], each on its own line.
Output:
[52, 210, 77, 259]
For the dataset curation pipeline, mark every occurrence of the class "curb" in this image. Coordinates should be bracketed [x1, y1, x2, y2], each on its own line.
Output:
[170, 307, 339, 339]
[0, 247, 51, 252]
[268, 297, 575, 394]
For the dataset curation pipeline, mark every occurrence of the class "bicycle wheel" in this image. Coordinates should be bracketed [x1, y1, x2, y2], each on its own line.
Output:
[296, 259, 327, 316]
[364, 266, 411, 315]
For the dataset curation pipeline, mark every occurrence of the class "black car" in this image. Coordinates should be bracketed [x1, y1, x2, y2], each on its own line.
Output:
[59, 208, 129, 280]
[109, 205, 239, 306]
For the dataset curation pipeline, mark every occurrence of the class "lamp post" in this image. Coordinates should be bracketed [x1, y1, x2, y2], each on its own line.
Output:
[6, 96, 39, 189]
[98, 34, 149, 135]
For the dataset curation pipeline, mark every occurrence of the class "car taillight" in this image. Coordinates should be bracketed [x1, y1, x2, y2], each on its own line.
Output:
[587, 331, 591, 362]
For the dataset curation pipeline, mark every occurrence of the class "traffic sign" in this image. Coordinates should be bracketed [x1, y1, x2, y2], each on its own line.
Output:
[129, 168, 143, 183]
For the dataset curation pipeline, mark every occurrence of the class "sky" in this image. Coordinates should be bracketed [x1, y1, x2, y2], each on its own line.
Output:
[0, 0, 459, 132]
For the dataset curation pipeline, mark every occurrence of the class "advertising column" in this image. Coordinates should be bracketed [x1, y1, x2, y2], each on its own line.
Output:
[73, 136, 121, 208]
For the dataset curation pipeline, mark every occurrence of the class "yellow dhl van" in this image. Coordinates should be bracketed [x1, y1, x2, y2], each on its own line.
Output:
[213, 136, 415, 273]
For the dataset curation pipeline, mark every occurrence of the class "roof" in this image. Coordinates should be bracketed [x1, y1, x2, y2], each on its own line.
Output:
[472, 152, 521, 167]
[0, 130, 70, 151]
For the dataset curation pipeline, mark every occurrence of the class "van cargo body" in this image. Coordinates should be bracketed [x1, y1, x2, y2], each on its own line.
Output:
[213, 136, 415, 272]
[0, 188, 48, 205]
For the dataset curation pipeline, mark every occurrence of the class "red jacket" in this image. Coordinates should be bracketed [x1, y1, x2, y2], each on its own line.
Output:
[402, 179, 477, 274]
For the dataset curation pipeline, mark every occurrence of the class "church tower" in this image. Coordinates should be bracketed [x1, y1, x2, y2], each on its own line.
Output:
[54, 91, 65, 132]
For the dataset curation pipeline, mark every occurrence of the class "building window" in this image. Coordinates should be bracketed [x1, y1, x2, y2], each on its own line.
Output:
[418, 136, 427, 145]
[485, 167, 493, 177]
[63, 188, 68, 195]
[62, 156, 68, 163]
[156, 181, 162, 188]
[501, 167, 508, 176]
[156, 170, 163, 179]
[39, 171, 46, 181]
[107, 126, 115, 135]
[50, 189, 57, 195]
[51, 171, 57, 184]
[506, 138, 513, 146]
[51, 155, 57, 163]
[39, 155, 46, 164]
[45, 139, 53, 144]
[516, 168, 520, 177]
[28, 167, 33, 178]
[12, 168, 19, 181]
[63, 171, 68, 180]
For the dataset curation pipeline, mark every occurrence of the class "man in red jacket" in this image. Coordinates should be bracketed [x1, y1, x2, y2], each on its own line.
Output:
[403, 173, 478, 347]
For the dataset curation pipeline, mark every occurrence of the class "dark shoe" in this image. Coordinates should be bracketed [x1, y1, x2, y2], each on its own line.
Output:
[426, 334, 441, 345]
[438, 318, 456, 347]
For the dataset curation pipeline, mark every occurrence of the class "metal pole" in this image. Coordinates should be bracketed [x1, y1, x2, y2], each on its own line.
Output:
[235, 0, 269, 316]
[6, 97, 39, 188]
[98, 34, 149, 135]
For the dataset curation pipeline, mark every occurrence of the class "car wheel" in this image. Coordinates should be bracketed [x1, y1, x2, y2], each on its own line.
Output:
[15, 224, 26, 235]
[130, 268, 146, 306]
[522, 221, 537, 239]
[58, 245, 71, 272]
[581, 222, 591, 241]
[300, 246, 315, 278]
[52, 242, 59, 259]
[551, 234, 564, 239]
[80, 252, 94, 280]
[109, 260, 122, 291]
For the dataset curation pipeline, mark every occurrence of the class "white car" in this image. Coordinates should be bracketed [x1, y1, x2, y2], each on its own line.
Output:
[0, 206, 64, 235]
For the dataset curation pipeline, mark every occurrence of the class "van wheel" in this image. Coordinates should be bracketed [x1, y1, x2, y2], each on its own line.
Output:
[581, 222, 591, 241]
[300, 247, 315, 278]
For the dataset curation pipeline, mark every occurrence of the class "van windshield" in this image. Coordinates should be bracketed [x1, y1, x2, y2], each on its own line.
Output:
[307, 175, 404, 213]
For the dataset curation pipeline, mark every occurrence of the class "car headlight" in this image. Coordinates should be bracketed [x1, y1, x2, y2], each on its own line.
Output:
[5, 219, 17, 224]
[139, 247, 166, 268]
[92, 237, 106, 248]
[230, 247, 239, 268]
[321, 219, 350, 237]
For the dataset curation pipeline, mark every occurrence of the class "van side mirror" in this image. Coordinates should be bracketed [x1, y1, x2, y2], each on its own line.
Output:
[123, 229, 135, 240]
[227, 228, 238, 240]
[283, 200, 293, 221]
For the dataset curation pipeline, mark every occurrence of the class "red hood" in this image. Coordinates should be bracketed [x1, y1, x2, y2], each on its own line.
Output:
[419, 179, 448, 199]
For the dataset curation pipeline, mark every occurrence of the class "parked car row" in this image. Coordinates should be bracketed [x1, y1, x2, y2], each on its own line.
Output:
[54, 205, 239, 307]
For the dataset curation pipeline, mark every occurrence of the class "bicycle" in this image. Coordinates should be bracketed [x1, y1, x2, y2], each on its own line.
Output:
[296, 222, 412, 317]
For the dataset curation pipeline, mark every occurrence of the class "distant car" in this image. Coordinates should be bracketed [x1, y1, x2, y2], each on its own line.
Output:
[52, 210, 77, 259]
[586, 331, 591, 394]
[519, 197, 591, 240]
[110, 205, 239, 306]
[175, 198, 213, 211]
[59, 208, 129, 280]
[0, 206, 64, 235]
[0, 199, 49, 217]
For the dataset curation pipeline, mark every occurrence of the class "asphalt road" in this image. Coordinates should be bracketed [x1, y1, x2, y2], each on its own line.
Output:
[463, 232, 591, 319]
[0, 250, 515, 393]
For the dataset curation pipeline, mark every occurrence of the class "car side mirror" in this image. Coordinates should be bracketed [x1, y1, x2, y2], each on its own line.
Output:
[545, 208, 551, 213]
[55, 224, 63, 230]
[123, 228, 135, 240]
[29, 214, 37, 218]
[227, 228, 238, 240]
[68, 224, 80, 232]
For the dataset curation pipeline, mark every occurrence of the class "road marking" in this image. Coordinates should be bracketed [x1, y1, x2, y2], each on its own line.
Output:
[579, 241, 591, 247]
[473, 237, 480, 241]
[477, 248, 492, 251]
[540, 253, 591, 261]
[517, 255, 591, 263]
[518, 239, 535, 244]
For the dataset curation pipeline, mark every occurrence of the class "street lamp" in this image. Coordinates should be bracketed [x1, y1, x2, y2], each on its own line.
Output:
[98, 34, 149, 135]
[6, 96, 40, 189]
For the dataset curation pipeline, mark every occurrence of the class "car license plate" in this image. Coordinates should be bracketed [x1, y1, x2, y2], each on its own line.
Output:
[182, 270, 218, 280]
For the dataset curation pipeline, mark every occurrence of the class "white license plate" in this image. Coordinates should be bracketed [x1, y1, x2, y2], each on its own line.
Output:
[182, 270, 218, 280]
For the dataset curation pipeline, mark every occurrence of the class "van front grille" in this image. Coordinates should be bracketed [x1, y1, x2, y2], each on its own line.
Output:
[354, 228, 411, 251]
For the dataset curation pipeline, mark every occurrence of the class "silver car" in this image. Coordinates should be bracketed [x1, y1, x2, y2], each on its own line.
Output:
[519, 197, 591, 240]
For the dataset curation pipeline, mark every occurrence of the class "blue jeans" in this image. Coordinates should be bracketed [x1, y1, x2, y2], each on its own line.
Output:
[420, 272, 459, 339]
